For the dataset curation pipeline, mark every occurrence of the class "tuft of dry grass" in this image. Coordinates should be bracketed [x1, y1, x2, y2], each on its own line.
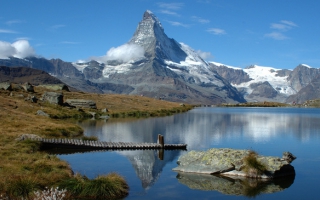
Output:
[242, 150, 267, 178]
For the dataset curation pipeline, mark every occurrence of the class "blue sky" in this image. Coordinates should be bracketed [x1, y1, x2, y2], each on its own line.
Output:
[1, 0, 319, 69]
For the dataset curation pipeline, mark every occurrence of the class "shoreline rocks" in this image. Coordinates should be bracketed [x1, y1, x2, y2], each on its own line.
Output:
[173, 148, 296, 179]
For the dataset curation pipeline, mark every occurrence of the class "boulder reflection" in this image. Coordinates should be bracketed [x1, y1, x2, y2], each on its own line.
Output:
[176, 172, 295, 197]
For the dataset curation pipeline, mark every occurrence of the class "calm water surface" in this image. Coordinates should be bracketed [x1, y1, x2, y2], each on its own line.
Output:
[59, 107, 320, 199]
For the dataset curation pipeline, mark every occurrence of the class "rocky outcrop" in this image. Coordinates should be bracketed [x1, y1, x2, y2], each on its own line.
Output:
[248, 81, 278, 99]
[42, 92, 63, 105]
[82, 60, 104, 80]
[286, 73, 320, 104]
[25, 95, 38, 103]
[287, 64, 320, 92]
[37, 110, 49, 117]
[210, 63, 252, 85]
[0, 81, 12, 90]
[16, 133, 42, 141]
[173, 148, 296, 179]
[22, 82, 34, 92]
[65, 99, 97, 109]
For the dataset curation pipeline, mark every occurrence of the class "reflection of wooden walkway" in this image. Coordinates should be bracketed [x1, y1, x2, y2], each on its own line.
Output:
[29, 135, 187, 150]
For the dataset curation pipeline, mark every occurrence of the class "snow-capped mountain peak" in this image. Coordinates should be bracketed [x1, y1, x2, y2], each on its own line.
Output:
[71, 10, 246, 104]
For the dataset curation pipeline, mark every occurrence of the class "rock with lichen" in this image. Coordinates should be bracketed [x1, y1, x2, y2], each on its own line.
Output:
[173, 148, 296, 179]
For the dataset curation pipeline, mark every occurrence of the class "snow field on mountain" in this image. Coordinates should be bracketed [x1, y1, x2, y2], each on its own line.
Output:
[236, 65, 295, 95]
[72, 62, 88, 73]
[102, 63, 133, 78]
[210, 61, 242, 70]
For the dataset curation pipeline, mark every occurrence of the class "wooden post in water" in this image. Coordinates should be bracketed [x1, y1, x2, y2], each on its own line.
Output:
[157, 134, 164, 149]
[158, 149, 164, 160]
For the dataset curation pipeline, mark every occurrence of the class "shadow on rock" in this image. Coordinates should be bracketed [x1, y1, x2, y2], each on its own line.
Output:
[176, 172, 295, 197]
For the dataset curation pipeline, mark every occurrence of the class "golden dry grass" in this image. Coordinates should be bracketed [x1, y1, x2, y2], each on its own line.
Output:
[62, 91, 192, 115]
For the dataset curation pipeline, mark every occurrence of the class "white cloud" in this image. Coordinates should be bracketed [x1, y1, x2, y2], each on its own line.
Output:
[271, 23, 290, 31]
[196, 50, 213, 59]
[0, 29, 17, 34]
[281, 20, 298, 27]
[191, 16, 210, 24]
[266, 20, 297, 40]
[49, 24, 66, 31]
[6, 20, 23, 25]
[0, 41, 16, 59]
[94, 43, 145, 63]
[166, 20, 190, 27]
[264, 32, 289, 40]
[160, 10, 180, 16]
[11, 40, 36, 58]
[207, 28, 226, 35]
[157, 2, 184, 10]
[0, 40, 35, 59]
[270, 20, 298, 31]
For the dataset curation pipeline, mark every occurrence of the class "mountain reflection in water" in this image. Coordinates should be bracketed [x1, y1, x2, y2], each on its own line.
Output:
[50, 147, 181, 189]
[118, 150, 180, 189]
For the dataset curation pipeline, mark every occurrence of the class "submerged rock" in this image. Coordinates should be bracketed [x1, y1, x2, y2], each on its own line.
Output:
[173, 148, 296, 179]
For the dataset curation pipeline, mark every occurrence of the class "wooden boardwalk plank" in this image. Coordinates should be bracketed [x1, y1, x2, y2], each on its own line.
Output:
[30, 137, 187, 150]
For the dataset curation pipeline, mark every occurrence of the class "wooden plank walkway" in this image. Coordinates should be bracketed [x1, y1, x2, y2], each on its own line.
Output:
[29, 135, 187, 150]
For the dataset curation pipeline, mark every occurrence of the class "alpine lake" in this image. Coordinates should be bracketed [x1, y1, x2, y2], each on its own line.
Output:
[57, 107, 320, 199]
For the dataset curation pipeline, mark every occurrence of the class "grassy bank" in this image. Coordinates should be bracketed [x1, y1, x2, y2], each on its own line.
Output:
[219, 101, 290, 107]
[0, 88, 193, 199]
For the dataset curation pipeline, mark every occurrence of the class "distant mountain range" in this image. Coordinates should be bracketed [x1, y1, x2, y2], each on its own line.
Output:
[0, 10, 319, 104]
[210, 62, 320, 103]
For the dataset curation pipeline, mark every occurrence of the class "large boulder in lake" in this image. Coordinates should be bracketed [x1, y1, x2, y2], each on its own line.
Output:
[173, 148, 296, 179]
